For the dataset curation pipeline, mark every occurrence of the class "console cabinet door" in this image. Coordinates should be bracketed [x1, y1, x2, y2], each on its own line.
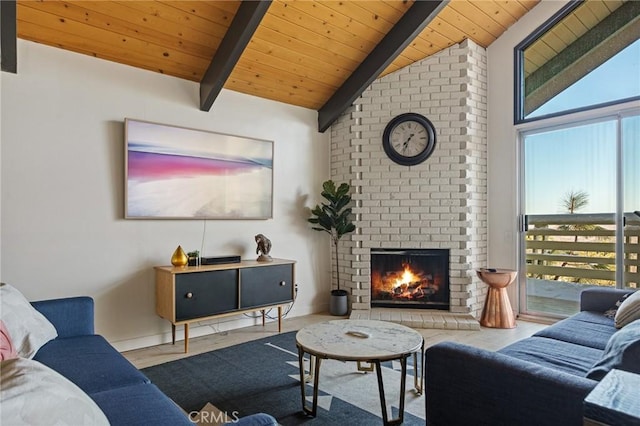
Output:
[175, 270, 238, 321]
[240, 264, 293, 308]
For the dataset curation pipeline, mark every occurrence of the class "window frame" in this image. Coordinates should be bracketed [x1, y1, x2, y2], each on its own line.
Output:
[515, 99, 640, 319]
[514, 0, 640, 125]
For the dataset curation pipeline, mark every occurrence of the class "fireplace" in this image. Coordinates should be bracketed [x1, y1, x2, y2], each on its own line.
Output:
[370, 248, 450, 310]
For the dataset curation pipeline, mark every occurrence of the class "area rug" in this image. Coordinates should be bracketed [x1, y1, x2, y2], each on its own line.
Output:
[141, 331, 425, 425]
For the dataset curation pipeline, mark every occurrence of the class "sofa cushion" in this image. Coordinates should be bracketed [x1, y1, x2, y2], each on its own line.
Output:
[0, 283, 58, 359]
[586, 318, 640, 380]
[0, 357, 109, 426]
[33, 335, 150, 394]
[31, 297, 95, 338]
[90, 382, 192, 426]
[498, 336, 603, 376]
[615, 290, 640, 328]
[533, 311, 616, 350]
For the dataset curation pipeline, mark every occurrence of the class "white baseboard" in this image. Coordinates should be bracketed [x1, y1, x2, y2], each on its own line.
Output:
[112, 303, 322, 353]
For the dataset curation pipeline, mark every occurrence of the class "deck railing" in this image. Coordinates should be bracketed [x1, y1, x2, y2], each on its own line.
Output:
[525, 213, 639, 288]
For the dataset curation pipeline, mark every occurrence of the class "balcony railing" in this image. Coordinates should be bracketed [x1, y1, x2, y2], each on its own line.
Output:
[525, 212, 639, 289]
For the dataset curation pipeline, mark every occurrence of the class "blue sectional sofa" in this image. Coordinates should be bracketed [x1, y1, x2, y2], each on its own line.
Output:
[31, 296, 276, 426]
[425, 288, 639, 426]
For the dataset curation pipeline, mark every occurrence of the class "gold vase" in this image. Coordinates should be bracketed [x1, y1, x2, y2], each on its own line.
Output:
[171, 245, 188, 267]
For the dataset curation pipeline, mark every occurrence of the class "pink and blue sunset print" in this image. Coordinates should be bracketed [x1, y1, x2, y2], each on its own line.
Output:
[125, 120, 273, 219]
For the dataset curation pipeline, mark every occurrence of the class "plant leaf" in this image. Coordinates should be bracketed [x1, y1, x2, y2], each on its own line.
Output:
[308, 180, 356, 240]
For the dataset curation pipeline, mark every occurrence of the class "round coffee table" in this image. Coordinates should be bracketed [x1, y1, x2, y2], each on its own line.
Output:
[295, 319, 424, 426]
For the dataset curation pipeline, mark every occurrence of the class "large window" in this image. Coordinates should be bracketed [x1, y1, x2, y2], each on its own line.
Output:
[516, 0, 640, 318]
[520, 112, 639, 317]
[515, 0, 640, 123]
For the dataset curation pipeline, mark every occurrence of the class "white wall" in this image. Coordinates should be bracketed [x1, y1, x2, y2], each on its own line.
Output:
[487, 0, 567, 307]
[1, 40, 331, 351]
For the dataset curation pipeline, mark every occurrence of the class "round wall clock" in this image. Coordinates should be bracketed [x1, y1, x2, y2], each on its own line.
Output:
[382, 113, 436, 166]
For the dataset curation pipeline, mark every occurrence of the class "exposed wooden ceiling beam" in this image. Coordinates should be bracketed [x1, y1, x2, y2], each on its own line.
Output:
[1, 0, 17, 73]
[317, 0, 448, 133]
[200, 1, 272, 111]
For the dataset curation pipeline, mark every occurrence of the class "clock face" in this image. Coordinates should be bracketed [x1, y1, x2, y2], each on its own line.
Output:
[389, 121, 430, 157]
[382, 113, 436, 166]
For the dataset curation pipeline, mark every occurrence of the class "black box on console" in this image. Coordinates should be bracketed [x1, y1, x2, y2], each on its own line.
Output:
[200, 255, 241, 265]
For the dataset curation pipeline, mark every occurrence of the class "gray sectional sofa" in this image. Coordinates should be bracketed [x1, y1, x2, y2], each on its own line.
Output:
[425, 287, 639, 426]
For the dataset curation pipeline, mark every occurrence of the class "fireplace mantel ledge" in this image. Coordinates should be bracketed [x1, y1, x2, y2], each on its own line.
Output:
[350, 309, 480, 331]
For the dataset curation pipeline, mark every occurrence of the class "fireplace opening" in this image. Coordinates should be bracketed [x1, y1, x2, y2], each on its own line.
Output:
[371, 248, 450, 310]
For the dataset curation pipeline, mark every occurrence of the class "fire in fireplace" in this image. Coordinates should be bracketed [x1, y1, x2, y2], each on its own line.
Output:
[370, 248, 450, 310]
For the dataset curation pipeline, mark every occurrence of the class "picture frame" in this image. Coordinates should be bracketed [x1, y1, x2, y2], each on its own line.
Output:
[124, 118, 273, 219]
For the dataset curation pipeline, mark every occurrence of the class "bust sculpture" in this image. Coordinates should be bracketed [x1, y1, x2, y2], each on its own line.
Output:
[255, 234, 273, 262]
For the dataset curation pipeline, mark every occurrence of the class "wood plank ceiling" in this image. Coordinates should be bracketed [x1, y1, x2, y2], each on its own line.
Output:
[16, 0, 539, 127]
[524, 0, 627, 77]
[521, 0, 637, 115]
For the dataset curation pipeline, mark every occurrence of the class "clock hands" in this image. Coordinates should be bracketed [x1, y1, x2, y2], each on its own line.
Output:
[402, 133, 415, 153]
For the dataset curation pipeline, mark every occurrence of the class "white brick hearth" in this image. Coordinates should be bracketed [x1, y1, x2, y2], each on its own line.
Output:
[330, 40, 488, 329]
[350, 309, 480, 330]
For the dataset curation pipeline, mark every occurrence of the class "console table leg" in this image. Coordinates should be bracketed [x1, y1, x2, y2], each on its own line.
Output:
[171, 324, 176, 345]
[184, 323, 189, 353]
[278, 306, 283, 332]
[261, 309, 265, 327]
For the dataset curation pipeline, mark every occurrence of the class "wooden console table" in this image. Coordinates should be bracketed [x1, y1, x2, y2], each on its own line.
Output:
[155, 258, 295, 353]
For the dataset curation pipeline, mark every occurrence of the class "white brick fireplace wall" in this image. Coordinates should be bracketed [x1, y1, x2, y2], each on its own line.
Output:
[330, 40, 488, 319]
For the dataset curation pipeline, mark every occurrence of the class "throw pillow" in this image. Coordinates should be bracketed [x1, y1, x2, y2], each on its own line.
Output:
[0, 320, 18, 361]
[0, 357, 109, 425]
[615, 290, 640, 329]
[604, 293, 630, 318]
[0, 283, 58, 358]
[586, 318, 640, 381]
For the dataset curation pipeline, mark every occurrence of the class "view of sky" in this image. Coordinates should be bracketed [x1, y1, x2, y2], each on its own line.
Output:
[523, 39, 639, 216]
[528, 40, 640, 119]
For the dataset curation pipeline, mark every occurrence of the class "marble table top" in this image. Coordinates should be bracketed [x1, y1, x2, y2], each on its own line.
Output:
[296, 319, 423, 361]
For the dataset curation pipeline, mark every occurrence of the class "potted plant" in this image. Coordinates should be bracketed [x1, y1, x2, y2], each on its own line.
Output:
[308, 180, 356, 315]
[187, 250, 200, 267]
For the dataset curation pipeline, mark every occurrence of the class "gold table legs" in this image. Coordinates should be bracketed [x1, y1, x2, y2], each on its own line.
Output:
[296, 339, 424, 426]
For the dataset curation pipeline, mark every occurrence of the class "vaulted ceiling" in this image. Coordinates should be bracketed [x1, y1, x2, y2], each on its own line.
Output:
[9, 0, 541, 130]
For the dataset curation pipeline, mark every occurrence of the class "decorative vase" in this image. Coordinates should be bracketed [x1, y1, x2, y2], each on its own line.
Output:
[171, 245, 188, 267]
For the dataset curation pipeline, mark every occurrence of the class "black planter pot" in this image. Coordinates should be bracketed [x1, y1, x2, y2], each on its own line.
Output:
[329, 289, 348, 316]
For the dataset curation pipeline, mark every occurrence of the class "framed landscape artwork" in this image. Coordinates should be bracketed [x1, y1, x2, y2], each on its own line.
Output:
[125, 119, 273, 219]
